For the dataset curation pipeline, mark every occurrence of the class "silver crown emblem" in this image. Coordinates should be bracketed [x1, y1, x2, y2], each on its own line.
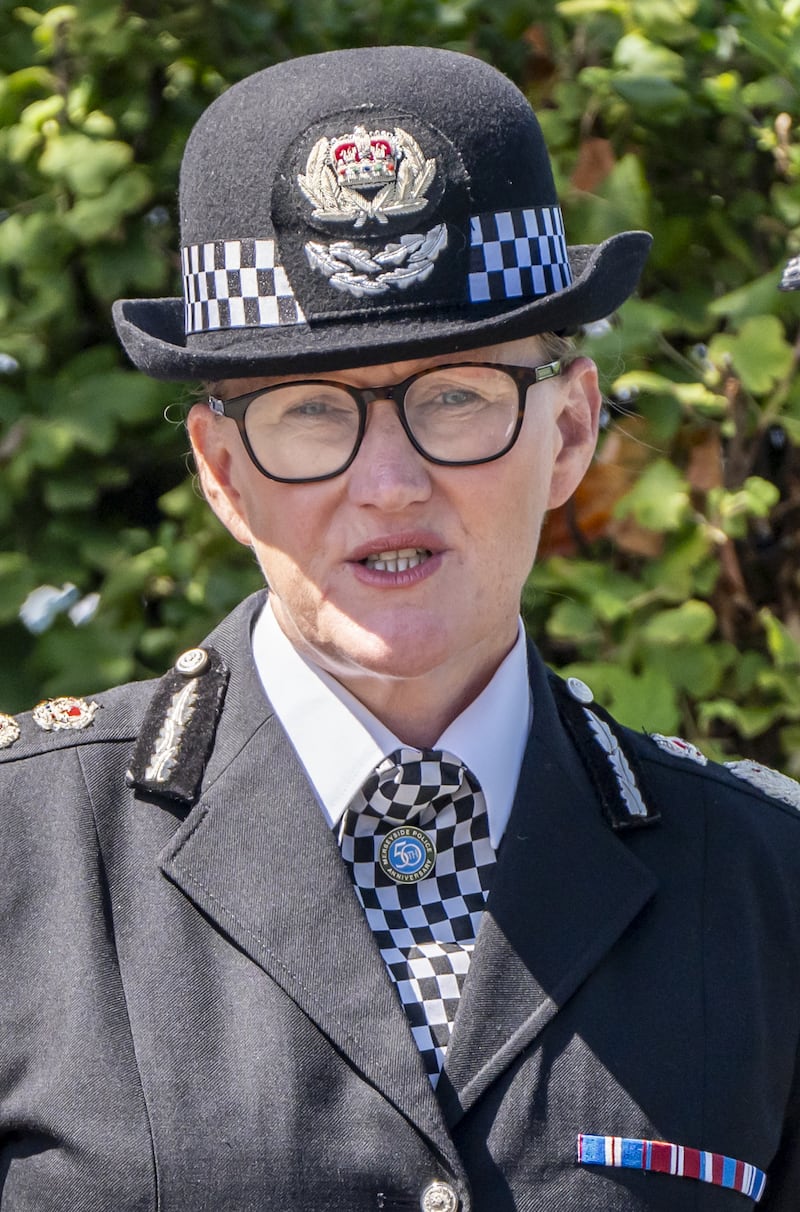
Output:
[331, 127, 399, 190]
[298, 125, 436, 228]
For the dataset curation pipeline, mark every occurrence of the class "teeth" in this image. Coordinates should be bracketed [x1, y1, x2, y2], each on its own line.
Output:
[363, 547, 431, 573]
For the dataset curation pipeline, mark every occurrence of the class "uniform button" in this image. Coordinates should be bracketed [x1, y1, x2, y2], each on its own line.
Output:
[175, 647, 210, 676]
[566, 676, 594, 704]
[420, 1180, 459, 1212]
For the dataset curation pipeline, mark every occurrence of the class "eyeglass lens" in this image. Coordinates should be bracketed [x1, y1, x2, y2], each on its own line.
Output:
[242, 366, 521, 480]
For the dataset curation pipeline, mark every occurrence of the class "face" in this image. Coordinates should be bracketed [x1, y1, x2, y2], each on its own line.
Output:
[188, 336, 600, 715]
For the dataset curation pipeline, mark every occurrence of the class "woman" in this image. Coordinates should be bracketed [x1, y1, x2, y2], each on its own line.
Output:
[2, 44, 799, 1212]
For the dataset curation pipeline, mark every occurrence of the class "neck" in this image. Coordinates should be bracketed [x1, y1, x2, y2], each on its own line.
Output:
[329, 633, 518, 747]
[337, 670, 488, 748]
[268, 601, 518, 748]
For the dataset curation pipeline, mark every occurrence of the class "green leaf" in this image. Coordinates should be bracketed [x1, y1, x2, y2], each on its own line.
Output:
[556, 0, 625, 15]
[732, 650, 770, 697]
[612, 75, 688, 116]
[43, 477, 100, 511]
[644, 640, 733, 697]
[613, 33, 686, 81]
[760, 609, 800, 671]
[708, 477, 780, 538]
[84, 225, 170, 299]
[640, 600, 717, 645]
[38, 131, 133, 196]
[707, 316, 794, 394]
[644, 528, 716, 601]
[614, 460, 690, 532]
[63, 170, 153, 242]
[20, 95, 65, 130]
[702, 71, 743, 113]
[698, 698, 785, 739]
[612, 369, 725, 415]
[547, 598, 599, 643]
[707, 269, 788, 321]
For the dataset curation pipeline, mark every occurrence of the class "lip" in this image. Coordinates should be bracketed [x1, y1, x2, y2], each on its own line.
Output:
[346, 531, 446, 589]
[346, 531, 446, 565]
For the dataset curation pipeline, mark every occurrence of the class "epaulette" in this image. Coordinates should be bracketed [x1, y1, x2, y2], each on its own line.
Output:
[125, 645, 229, 807]
[550, 674, 660, 830]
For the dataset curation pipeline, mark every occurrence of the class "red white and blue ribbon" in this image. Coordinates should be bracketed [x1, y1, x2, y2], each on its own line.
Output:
[577, 1135, 767, 1202]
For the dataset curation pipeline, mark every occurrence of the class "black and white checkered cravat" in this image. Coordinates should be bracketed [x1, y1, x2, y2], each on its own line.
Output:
[338, 747, 496, 1086]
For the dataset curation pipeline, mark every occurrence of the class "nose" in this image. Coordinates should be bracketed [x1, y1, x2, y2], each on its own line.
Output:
[346, 397, 432, 510]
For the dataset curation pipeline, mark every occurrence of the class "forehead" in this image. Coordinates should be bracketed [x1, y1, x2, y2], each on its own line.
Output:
[214, 334, 550, 398]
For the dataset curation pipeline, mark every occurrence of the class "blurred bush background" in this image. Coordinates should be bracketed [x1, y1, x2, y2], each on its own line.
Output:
[1, 0, 799, 774]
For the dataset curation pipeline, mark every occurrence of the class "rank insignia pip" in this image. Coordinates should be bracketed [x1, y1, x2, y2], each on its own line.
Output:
[32, 696, 98, 732]
[0, 713, 21, 749]
[649, 733, 708, 765]
[725, 759, 800, 811]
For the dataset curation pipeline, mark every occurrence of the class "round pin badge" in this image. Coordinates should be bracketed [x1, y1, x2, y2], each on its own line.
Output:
[379, 826, 436, 884]
[566, 676, 594, 704]
[174, 647, 209, 677]
[32, 696, 98, 732]
[0, 713, 21, 749]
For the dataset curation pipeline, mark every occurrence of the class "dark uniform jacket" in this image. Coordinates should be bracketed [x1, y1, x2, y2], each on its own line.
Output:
[2, 592, 800, 1211]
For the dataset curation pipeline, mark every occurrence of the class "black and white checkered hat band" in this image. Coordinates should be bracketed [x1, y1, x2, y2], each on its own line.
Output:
[468, 206, 572, 303]
[181, 240, 307, 334]
[181, 206, 571, 334]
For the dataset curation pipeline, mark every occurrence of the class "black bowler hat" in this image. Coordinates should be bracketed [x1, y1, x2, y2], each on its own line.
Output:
[113, 45, 652, 382]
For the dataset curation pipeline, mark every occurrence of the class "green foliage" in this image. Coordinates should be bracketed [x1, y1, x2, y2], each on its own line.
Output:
[1, 0, 800, 779]
[521, 0, 800, 776]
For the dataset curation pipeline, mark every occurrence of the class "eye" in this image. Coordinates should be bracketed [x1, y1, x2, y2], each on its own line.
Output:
[269, 386, 358, 427]
[435, 388, 486, 408]
[414, 384, 492, 415]
[288, 399, 342, 418]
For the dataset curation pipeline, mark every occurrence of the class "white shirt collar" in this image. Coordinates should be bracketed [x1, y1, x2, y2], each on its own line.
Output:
[252, 599, 532, 849]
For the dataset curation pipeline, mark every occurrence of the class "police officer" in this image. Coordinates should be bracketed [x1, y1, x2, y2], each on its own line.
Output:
[2, 45, 800, 1211]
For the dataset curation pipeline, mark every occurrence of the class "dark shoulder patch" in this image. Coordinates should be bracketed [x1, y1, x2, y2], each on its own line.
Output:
[549, 672, 660, 830]
[126, 646, 229, 807]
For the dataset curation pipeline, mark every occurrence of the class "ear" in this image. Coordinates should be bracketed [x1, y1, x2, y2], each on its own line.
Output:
[547, 356, 602, 510]
[186, 404, 255, 547]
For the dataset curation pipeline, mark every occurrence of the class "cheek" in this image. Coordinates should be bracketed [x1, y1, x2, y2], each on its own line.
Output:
[458, 465, 549, 593]
[237, 483, 331, 591]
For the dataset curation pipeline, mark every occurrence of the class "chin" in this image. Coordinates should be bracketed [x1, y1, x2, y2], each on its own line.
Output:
[315, 608, 455, 681]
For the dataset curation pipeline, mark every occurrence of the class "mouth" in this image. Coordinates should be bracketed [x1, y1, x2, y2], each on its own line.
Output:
[360, 547, 433, 573]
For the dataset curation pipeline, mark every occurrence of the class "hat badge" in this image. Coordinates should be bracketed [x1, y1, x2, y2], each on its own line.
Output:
[298, 125, 435, 228]
[298, 123, 447, 300]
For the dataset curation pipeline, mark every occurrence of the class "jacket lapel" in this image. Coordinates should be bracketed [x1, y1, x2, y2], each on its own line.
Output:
[438, 645, 658, 1125]
[157, 596, 455, 1162]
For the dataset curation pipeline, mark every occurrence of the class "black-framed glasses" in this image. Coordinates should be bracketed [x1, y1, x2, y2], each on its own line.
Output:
[207, 359, 562, 484]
